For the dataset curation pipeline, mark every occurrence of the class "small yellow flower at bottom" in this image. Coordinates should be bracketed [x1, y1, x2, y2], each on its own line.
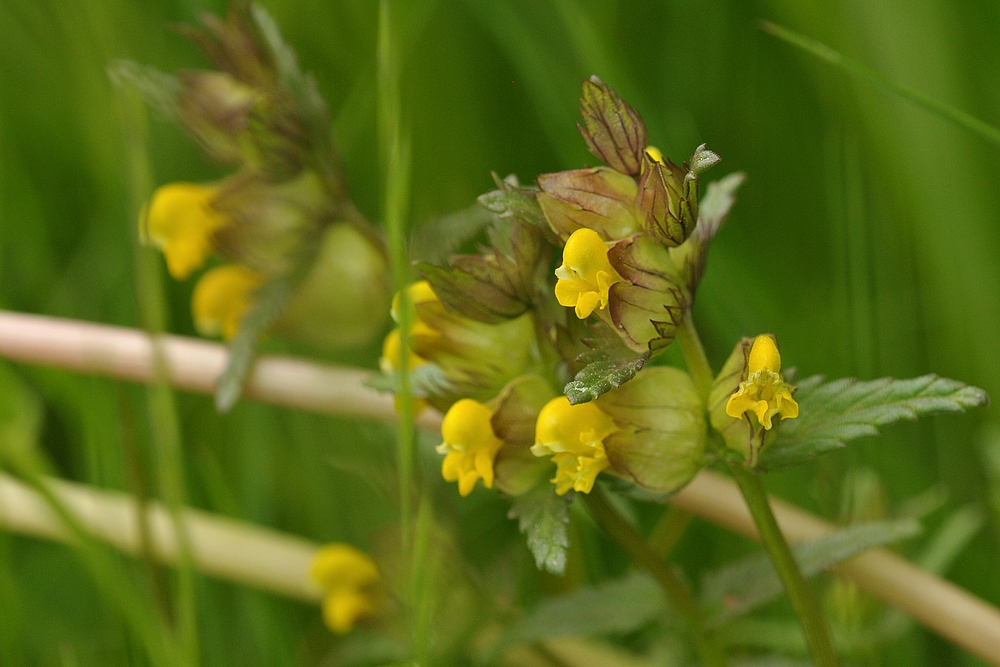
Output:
[310, 544, 380, 634]
[554, 228, 623, 319]
[437, 399, 504, 496]
[725, 335, 799, 430]
[143, 183, 228, 280]
[191, 265, 263, 340]
[532, 396, 617, 495]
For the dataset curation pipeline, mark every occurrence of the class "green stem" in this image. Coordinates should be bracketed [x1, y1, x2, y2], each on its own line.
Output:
[583, 488, 730, 667]
[676, 311, 714, 401]
[728, 463, 839, 667]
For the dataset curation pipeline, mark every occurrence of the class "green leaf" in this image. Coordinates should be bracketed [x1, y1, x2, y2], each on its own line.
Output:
[702, 518, 920, 626]
[409, 201, 494, 264]
[564, 322, 650, 404]
[416, 218, 546, 324]
[215, 276, 296, 412]
[577, 75, 648, 175]
[762, 375, 989, 469]
[477, 172, 554, 240]
[483, 571, 664, 661]
[507, 485, 572, 575]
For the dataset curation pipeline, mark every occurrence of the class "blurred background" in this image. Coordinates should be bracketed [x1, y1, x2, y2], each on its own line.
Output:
[1, 0, 999, 665]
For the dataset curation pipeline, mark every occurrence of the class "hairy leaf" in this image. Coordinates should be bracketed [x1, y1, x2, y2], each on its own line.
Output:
[702, 518, 920, 626]
[762, 374, 989, 469]
[564, 322, 651, 404]
[508, 485, 572, 575]
[484, 572, 664, 660]
[409, 201, 494, 264]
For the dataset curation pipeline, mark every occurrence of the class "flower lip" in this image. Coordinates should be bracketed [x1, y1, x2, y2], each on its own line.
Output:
[554, 228, 624, 319]
[437, 398, 504, 496]
[532, 396, 617, 495]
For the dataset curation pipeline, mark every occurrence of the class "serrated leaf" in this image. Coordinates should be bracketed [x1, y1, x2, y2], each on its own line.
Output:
[215, 275, 295, 412]
[702, 518, 920, 626]
[478, 172, 553, 238]
[762, 374, 989, 469]
[508, 485, 571, 575]
[417, 219, 546, 324]
[107, 60, 181, 120]
[564, 323, 650, 404]
[409, 201, 494, 264]
[483, 572, 665, 661]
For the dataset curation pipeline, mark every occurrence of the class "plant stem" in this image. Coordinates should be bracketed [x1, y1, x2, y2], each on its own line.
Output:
[676, 311, 714, 401]
[728, 463, 839, 667]
[583, 487, 730, 667]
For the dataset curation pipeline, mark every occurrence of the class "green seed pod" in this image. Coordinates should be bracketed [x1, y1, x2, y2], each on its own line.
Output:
[275, 222, 391, 350]
[597, 366, 707, 494]
[536, 167, 642, 242]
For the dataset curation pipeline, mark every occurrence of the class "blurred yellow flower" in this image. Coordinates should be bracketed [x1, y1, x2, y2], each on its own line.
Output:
[437, 398, 504, 496]
[554, 228, 623, 319]
[191, 265, 262, 340]
[143, 183, 228, 280]
[310, 544, 380, 634]
[532, 396, 617, 495]
[725, 335, 799, 430]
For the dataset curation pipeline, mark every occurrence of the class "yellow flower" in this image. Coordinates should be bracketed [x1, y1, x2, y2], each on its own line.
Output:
[725, 335, 799, 430]
[310, 544, 380, 634]
[644, 145, 665, 165]
[436, 399, 504, 496]
[143, 183, 228, 280]
[532, 396, 617, 495]
[191, 265, 263, 340]
[554, 228, 624, 319]
[379, 328, 426, 374]
[379, 280, 440, 374]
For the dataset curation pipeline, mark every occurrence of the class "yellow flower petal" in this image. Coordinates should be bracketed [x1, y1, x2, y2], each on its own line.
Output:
[438, 399, 504, 496]
[554, 228, 622, 320]
[191, 265, 263, 340]
[748, 335, 781, 375]
[533, 396, 616, 495]
[143, 183, 228, 280]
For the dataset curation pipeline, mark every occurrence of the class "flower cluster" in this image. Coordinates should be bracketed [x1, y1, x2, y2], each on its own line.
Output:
[376, 77, 796, 506]
[130, 6, 389, 350]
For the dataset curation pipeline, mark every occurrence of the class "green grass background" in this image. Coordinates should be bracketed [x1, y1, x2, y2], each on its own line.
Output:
[1, 0, 999, 665]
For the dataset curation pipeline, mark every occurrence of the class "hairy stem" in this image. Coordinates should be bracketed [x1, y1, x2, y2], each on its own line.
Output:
[584, 487, 730, 667]
[728, 463, 839, 667]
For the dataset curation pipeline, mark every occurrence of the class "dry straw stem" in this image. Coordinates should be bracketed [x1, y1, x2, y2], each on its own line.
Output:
[0, 470, 323, 602]
[1, 311, 1000, 665]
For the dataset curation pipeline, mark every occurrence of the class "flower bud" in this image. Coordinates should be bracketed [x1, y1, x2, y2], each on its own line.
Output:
[636, 148, 692, 247]
[577, 76, 648, 175]
[175, 71, 257, 165]
[537, 167, 642, 242]
[310, 544, 380, 634]
[142, 183, 229, 280]
[597, 366, 706, 494]
[275, 222, 391, 350]
[191, 265, 263, 340]
[710, 335, 798, 466]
